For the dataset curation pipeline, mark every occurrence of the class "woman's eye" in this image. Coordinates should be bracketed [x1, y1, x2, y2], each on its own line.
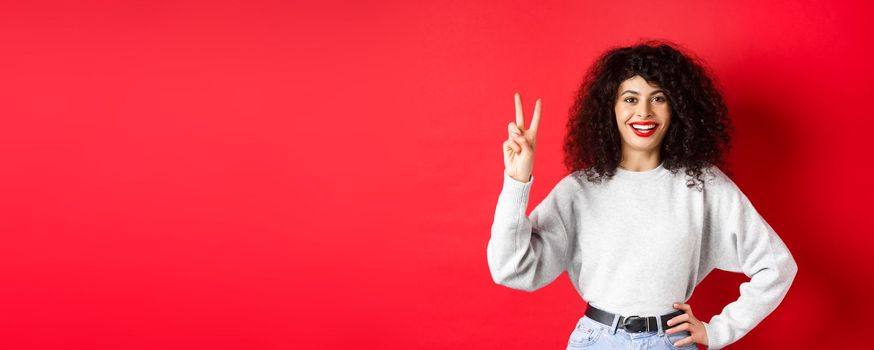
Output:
[653, 96, 666, 103]
[624, 97, 637, 103]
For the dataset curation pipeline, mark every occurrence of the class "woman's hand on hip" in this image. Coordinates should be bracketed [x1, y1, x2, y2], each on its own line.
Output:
[502, 92, 541, 183]
[666, 302, 709, 347]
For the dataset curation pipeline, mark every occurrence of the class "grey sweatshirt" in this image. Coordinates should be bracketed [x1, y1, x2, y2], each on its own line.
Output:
[487, 162, 798, 349]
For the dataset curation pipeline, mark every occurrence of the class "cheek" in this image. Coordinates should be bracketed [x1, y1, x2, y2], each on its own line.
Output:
[614, 107, 631, 121]
[660, 106, 671, 121]
[614, 113, 628, 130]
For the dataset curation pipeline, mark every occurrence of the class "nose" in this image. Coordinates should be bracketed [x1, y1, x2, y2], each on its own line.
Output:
[636, 101, 654, 119]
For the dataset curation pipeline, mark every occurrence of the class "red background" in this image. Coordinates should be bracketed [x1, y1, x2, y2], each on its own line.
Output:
[1, 1, 871, 349]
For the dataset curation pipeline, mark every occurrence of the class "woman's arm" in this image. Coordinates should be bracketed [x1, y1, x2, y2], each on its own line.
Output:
[486, 171, 571, 292]
[701, 174, 799, 349]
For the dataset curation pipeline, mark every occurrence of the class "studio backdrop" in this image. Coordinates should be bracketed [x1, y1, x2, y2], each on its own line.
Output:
[1, 1, 871, 349]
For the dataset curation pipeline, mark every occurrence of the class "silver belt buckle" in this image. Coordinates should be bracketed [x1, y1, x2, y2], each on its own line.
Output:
[623, 315, 641, 330]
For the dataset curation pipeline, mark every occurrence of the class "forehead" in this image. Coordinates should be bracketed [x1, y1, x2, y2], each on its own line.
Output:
[618, 75, 663, 93]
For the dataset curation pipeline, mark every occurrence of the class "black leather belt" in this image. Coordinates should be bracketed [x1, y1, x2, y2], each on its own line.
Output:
[584, 302, 684, 333]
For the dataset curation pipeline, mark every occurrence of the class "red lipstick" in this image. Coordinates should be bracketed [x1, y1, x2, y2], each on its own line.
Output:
[629, 121, 658, 137]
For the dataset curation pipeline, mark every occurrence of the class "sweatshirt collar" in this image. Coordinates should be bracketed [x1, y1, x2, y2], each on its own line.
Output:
[614, 160, 669, 181]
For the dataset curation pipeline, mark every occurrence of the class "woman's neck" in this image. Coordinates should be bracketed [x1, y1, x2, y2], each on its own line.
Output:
[618, 150, 662, 172]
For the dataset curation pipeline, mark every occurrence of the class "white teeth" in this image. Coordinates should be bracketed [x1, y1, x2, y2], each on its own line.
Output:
[631, 124, 656, 130]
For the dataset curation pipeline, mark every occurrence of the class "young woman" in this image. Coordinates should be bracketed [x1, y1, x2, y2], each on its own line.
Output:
[487, 41, 798, 349]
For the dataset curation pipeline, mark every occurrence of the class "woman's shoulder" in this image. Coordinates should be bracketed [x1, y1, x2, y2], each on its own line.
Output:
[699, 164, 747, 201]
[550, 170, 587, 192]
[563, 169, 599, 191]
[532, 170, 591, 202]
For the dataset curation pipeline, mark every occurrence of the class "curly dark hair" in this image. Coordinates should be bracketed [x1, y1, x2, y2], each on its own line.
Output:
[563, 39, 733, 190]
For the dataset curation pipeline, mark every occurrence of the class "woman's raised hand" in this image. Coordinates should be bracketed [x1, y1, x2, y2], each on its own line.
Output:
[503, 93, 541, 183]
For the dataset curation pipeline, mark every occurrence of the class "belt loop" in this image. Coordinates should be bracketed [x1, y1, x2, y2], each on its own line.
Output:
[609, 313, 620, 335]
[656, 314, 664, 336]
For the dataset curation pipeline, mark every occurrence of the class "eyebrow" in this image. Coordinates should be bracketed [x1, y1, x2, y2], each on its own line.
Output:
[620, 89, 666, 95]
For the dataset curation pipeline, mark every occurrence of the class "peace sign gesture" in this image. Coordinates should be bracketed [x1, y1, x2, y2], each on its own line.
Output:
[502, 93, 542, 183]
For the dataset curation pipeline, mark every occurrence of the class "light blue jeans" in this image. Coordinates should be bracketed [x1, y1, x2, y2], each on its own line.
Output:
[566, 315, 699, 350]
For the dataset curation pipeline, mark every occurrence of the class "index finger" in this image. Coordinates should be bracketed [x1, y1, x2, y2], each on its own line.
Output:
[530, 98, 542, 134]
[514, 92, 525, 130]
[673, 303, 691, 311]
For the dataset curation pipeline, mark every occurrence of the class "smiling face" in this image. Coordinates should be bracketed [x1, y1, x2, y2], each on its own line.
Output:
[614, 75, 671, 156]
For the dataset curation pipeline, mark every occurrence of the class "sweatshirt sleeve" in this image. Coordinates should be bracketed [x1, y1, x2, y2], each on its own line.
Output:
[700, 172, 799, 349]
[486, 170, 571, 292]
